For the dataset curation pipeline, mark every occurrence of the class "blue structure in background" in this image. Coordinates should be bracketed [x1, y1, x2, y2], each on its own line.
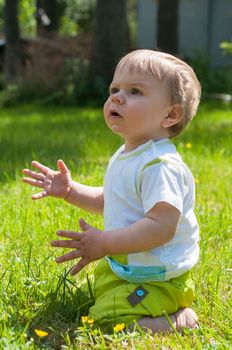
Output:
[137, 0, 232, 67]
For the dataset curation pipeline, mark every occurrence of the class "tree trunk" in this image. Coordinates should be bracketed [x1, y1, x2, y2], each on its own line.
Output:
[157, 0, 179, 54]
[4, 0, 23, 84]
[36, 0, 64, 39]
[90, 0, 129, 86]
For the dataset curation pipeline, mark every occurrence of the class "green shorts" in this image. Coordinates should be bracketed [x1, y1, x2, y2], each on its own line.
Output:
[88, 257, 195, 331]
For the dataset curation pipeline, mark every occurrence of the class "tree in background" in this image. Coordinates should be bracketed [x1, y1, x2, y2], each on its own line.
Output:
[1, 0, 132, 103]
[36, 0, 66, 39]
[157, 0, 179, 54]
[4, 0, 23, 84]
[90, 0, 129, 87]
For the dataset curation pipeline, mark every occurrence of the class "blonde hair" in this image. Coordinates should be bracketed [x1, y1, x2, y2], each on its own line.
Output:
[115, 49, 201, 138]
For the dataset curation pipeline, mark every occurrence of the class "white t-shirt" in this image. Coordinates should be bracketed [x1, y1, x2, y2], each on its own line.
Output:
[103, 138, 199, 282]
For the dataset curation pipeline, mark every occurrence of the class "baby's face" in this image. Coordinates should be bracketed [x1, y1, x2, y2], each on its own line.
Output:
[104, 67, 171, 151]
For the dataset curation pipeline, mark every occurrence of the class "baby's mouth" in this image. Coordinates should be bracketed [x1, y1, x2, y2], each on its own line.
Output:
[110, 110, 122, 118]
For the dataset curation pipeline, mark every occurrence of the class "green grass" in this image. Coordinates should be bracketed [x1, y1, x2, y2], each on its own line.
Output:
[0, 102, 231, 349]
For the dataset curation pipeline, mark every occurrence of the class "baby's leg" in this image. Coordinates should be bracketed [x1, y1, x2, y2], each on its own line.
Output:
[136, 308, 198, 334]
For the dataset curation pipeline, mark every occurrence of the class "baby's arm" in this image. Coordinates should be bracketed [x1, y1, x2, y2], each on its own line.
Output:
[64, 181, 104, 215]
[51, 201, 180, 275]
[105, 201, 180, 253]
[23, 159, 104, 215]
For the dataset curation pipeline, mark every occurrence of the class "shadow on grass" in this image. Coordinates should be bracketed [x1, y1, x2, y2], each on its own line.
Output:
[0, 102, 231, 183]
[0, 105, 120, 183]
[26, 269, 94, 349]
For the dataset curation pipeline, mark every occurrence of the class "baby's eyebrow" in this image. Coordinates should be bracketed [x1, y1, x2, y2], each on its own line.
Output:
[110, 81, 149, 89]
[127, 81, 148, 87]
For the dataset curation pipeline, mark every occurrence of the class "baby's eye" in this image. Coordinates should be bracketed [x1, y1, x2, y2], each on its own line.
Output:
[110, 87, 119, 95]
[130, 88, 142, 95]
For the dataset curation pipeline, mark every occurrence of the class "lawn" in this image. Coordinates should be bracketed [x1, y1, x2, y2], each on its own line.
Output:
[0, 102, 231, 349]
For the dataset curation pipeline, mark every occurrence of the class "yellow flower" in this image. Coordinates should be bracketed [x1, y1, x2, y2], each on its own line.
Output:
[195, 178, 199, 184]
[81, 316, 89, 323]
[34, 329, 48, 338]
[186, 143, 192, 149]
[114, 323, 125, 332]
[87, 319, 94, 325]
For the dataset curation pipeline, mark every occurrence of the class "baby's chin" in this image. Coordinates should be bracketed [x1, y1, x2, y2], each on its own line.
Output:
[109, 124, 124, 136]
[111, 124, 121, 132]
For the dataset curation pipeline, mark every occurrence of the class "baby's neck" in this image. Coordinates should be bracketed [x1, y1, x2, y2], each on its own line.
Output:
[124, 137, 169, 153]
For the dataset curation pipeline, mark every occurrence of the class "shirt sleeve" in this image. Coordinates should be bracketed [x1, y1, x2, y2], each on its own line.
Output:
[138, 161, 185, 214]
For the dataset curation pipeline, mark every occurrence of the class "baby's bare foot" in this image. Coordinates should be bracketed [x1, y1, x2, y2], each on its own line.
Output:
[133, 308, 198, 334]
[174, 308, 198, 332]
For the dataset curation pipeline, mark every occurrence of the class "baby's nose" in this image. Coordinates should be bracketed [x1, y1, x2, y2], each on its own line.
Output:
[111, 91, 124, 104]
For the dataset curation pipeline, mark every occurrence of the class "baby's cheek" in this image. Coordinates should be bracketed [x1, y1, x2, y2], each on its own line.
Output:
[104, 96, 112, 109]
[103, 100, 110, 122]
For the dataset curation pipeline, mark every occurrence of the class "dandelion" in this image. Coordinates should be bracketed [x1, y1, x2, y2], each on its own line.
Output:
[195, 178, 199, 184]
[87, 319, 94, 325]
[81, 316, 94, 326]
[186, 143, 192, 149]
[34, 329, 48, 338]
[81, 316, 89, 323]
[114, 323, 125, 332]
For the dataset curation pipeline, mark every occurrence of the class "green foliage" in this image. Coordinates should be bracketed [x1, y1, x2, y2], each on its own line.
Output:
[127, 0, 137, 46]
[56, 57, 108, 106]
[0, 82, 55, 107]
[0, 0, 137, 105]
[19, 0, 36, 37]
[0, 0, 96, 38]
[1, 0, 135, 39]
[220, 41, 232, 55]
[60, 0, 96, 34]
[55, 58, 94, 106]
[0, 57, 109, 107]
[1, 49, 231, 107]
[189, 53, 232, 96]
[60, 14, 78, 37]
[0, 0, 37, 37]
[0, 84, 25, 107]
[0, 102, 231, 348]
[0, 0, 4, 34]
[17, 0, 96, 38]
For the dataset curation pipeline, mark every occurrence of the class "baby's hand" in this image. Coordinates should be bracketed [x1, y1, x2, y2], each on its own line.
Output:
[51, 218, 106, 275]
[22, 159, 72, 200]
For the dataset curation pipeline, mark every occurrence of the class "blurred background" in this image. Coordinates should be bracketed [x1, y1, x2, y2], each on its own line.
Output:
[0, 0, 231, 107]
[0, 4, 231, 347]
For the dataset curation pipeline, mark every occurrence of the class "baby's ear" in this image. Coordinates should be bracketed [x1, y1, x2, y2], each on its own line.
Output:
[161, 104, 183, 128]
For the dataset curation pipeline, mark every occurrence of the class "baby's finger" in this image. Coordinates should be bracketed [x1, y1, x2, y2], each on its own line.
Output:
[55, 249, 81, 263]
[70, 258, 87, 275]
[22, 169, 45, 181]
[31, 191, 48, 200]
[32, 161, 50, 175]
[51, 239, 80, 249]
[23, 177, 44, 188]
[79, 218, 92, 231]
[56, 230, 83, 240]
[57, 159, 70, 175]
